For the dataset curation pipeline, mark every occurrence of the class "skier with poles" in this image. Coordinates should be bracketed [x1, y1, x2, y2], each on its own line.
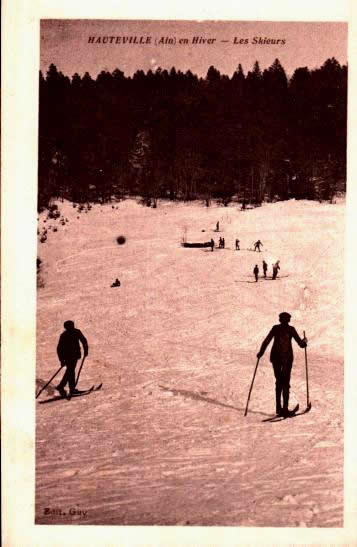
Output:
[256, 312, 307, 417]
[254, 240, 263, 252]
[56, 320, 88, 398]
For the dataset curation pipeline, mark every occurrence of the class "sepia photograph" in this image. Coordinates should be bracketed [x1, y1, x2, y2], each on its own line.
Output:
[35, 18, 346, 527]
[2, 1, 357, 545]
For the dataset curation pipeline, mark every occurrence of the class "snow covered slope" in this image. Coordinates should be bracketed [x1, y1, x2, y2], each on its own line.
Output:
[36, 198, 344, 527]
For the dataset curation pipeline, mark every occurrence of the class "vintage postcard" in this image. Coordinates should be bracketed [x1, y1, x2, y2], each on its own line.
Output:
[3, 1, 357, 546]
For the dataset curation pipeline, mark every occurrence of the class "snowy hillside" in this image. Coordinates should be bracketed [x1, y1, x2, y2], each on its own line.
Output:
[36, 198, 344, 527]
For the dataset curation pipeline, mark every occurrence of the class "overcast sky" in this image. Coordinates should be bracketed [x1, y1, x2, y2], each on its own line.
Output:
[40, 19, 347, 79]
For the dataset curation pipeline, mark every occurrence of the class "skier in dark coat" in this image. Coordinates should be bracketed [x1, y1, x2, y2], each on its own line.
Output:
[56, 320, 88, 398]
[254, 240, 263, 252]
[235, 239, 240, 250]
[210, 238, 214, 251]
[262, 260, 268, 278]
[257, 312, 307, 416]
[272, 260, 280, 280]
[253, 264, 259, 282]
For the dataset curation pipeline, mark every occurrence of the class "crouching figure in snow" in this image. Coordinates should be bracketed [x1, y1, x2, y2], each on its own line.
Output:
[257, 312, 307, 417]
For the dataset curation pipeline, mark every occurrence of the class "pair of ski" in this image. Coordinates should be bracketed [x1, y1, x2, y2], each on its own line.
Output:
[38, 383, 102, 404]
[65, 383, 103, 401]
[263, 402, 312, 422]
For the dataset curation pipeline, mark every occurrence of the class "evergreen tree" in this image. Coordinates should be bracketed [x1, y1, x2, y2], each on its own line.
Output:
[38, 58, 347, 208]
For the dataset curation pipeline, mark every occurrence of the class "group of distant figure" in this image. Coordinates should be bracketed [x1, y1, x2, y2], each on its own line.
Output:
[210, 235, 264, 255]
[213, 221, 281, 281]
[254, 260, 280, 282]
[236, 239, 263, 252]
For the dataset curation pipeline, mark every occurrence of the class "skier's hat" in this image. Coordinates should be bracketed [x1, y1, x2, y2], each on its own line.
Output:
[64, 320, 75, 329]
[279, 312, 291, 321]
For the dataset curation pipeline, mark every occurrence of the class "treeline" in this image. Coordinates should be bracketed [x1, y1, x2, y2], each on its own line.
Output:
[39, 58, 347, 210]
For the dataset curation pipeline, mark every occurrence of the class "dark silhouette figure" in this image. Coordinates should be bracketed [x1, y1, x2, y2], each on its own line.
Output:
[263, 260, 268, 278]
[111, 278, 121, 287]
[216, 221, 219, 232]
[210, 238, 214, 251]
[257, 312, 307, 416]
[222, 237, 225, 249]
[254, 240, 263, 252]
[253, 264, 259, 282]
[219, 237, 223, 248]
[56, 320, 88, 398]
[235, 239, 240, 250]
[272, 260, 280, 280]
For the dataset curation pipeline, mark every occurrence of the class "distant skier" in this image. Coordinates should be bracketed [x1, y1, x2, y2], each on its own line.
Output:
[254, 240, 263, 252]
[210, 238, 214, 251]
[262, 260, 268, 278]
[272, 260, 280, 280]
[219, 237, 223, 248]
[222, 237, 225, 249]
[253, 264, 259, 282]
[56, 320, 88, 398]
[111, 278, 120, 287]
[235, 239, 240, 250]
[257, 312, 307, 416]
[216, 221, 220, 232]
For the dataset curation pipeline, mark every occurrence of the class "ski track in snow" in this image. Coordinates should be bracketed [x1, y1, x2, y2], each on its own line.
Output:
[36, 199, 343, 527]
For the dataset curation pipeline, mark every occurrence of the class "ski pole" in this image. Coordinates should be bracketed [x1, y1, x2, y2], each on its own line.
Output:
[75, 355, 86, 388]
[244, 358, 260, 416]
[303, 330, 311, 411]
[35, 365, 62, 399]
